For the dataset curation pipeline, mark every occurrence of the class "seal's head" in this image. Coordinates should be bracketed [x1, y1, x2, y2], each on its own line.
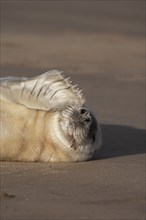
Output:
[58, 106, 102, 161]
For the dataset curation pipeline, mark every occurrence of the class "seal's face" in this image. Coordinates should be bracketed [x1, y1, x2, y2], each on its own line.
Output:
[59, 106, 101, 160]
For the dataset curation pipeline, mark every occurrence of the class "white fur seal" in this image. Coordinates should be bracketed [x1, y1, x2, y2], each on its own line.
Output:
[0, 70, 102, 162]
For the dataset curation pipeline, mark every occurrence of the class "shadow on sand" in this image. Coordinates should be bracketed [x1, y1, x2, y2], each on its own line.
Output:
[93, 124, 146, 160]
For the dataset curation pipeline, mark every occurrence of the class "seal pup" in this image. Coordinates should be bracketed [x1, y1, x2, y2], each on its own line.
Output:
[0, 70, 102, 162]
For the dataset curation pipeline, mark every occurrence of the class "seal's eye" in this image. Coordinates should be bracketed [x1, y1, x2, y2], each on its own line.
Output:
[92, 133, 96, 143]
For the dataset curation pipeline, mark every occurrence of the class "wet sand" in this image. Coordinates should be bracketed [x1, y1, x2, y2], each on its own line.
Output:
[0, 1, 145, 220]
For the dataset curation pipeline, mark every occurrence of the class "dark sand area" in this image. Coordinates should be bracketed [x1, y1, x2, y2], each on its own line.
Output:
[0, 1, 145, 220]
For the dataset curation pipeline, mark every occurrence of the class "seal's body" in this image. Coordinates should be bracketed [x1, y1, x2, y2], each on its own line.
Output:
[0, 70, 101, 162]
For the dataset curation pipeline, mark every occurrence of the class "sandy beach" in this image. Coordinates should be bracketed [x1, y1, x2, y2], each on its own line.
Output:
[0, 1, 145, 219]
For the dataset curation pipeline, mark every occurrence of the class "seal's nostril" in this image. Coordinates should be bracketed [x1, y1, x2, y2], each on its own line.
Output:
[80, 108, 91, 123]
[80, 108, 87, 114]
[85, 117, 91, 123]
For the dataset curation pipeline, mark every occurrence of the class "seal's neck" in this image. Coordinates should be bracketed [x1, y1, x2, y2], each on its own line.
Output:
[42, 112, 73, 161]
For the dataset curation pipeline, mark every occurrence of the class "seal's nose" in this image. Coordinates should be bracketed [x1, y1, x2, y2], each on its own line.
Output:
[80, 108, 91, 122]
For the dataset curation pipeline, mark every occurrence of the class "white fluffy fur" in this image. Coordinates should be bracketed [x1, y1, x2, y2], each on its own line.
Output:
[0, 70, 101, 162]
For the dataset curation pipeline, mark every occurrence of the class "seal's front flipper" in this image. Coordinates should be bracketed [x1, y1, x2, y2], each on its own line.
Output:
[0, 70, 85, 111]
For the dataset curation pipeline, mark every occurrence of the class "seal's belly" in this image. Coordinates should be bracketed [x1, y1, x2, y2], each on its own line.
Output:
[0, 101, 47, 161]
